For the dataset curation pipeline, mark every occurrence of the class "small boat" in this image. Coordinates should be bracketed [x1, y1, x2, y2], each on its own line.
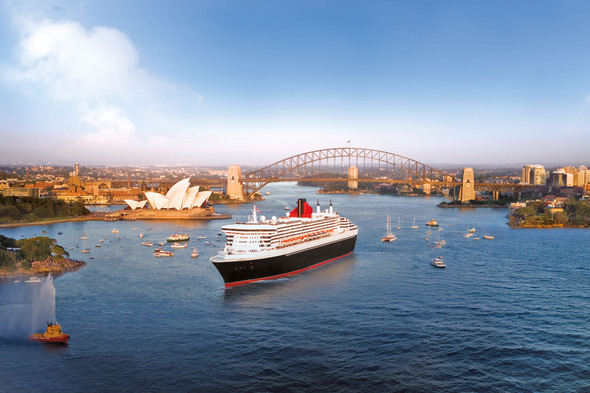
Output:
[95, 244, 102, 247]
[433, 228, 446, 248]
[265, 191, 271, 195]
[483, 235, 494, 240]
[99, 239, 104, 243]
[469, 227, 476, 233]
[112, 229, 119, 234]
[197, 235, 207, 240]
[204, 241, 212, 245]
[463, 233, 473, 238]
[431, 257, 446, 268]
[57, 232, 63, 235]
[142, 241, 154, 247]
[153, 248, 173, 257]
[67, 246, 74, 250]
[30, 321, 69, 343]
[474, 237, 480, 241]
[81, 248, 90, 253]
[191, 248, 199, 258]
[170, 243, 188, 249]
[426, 219, 439, 227]
[167, 234, 190, 242]
[285, 206, 290, 210]
[381, 214, 397, 242]
[139, 233, 144, 238]
[133, 227, 138, 231]
[25, 277, 42, 284]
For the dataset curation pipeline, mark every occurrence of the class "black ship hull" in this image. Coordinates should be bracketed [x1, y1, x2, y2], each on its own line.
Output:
[212, 235, 357, 287]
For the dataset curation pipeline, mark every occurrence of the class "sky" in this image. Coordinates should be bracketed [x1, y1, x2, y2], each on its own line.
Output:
[1, 0, 590, 167]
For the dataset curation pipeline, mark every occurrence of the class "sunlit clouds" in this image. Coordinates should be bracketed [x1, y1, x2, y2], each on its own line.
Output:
[4, 8, 204, 160]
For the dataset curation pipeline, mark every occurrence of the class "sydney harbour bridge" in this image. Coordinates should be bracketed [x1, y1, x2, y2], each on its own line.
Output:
[222, 147, 542, 202]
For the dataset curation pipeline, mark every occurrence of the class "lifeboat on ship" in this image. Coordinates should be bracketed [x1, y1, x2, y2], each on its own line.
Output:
[30, 321, 70, 343]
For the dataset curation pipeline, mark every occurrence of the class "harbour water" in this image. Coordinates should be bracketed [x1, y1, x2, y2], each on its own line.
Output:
[1, 183, 589, 392]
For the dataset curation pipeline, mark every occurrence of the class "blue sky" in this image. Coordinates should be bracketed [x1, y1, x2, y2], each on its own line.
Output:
[1, 0, 589, 166]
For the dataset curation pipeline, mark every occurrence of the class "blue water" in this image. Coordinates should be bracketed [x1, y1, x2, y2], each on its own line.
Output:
[1, 183, 589, 392]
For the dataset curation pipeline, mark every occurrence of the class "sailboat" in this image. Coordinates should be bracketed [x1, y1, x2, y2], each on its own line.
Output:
[411, 217, 419, 229]
[434, 228, 446, 248]
[381, 215, 397, 242]
[397, 217, 401, 229]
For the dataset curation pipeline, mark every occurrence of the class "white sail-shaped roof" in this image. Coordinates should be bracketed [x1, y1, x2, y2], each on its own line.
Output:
[124, 199, 147, 210]
[182, 186, 200, 210]
[192, 190, 213, 208]
[146, 192, 173, 210]
[165, 178, 190, 210]
[141, 179, 212, 211]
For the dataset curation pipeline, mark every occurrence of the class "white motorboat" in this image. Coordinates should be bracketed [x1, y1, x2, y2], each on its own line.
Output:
[431, 257, 446, 268]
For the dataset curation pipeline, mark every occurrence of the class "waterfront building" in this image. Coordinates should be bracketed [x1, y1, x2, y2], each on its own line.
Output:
[3, 186, 40, 198]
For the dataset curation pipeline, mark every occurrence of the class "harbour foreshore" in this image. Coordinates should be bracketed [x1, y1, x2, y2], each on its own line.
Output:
[0, 258, 86, 279]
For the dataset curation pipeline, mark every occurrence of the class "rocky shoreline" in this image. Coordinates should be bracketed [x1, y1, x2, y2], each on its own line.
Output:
[0, 257, 86, 279]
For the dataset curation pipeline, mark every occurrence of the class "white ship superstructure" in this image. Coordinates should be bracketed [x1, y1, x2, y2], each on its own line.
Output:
[216, 201, 357, 261]
[211, 199, 358, 286]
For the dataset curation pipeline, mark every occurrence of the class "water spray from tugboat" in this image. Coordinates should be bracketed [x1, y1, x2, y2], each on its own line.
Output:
[0, 275, 56, 338]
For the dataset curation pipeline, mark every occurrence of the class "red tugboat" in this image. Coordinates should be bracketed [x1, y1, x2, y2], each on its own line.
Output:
[30, 321, 70, 343]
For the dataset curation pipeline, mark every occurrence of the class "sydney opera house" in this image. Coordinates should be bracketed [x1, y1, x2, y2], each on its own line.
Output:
[124, 178, 212, 211]
[108, 178, 230, 220]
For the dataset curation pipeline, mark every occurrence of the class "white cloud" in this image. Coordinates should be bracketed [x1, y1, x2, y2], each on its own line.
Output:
[79, 104, 135, 145]
[4, 9, 203, 154]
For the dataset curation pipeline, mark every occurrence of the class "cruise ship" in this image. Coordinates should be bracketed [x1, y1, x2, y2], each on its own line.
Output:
[210, 199, 358, 287]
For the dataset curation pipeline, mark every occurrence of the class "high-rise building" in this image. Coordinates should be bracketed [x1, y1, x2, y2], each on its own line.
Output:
[577, 166, 589, 187]
[522, 164, 546, 185]
[551, 170, 566, 187]
[531, 165, 547, 185]
[521, 165, 533, 184]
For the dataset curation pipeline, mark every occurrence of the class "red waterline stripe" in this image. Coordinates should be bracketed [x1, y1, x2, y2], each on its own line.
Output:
[224, 251, 354, 288]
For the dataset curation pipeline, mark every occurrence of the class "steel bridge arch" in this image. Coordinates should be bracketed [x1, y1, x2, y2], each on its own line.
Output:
[242, 147, 458, 199]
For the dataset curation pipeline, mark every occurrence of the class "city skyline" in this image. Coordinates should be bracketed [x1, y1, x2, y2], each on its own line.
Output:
[1, 0, 590, 166]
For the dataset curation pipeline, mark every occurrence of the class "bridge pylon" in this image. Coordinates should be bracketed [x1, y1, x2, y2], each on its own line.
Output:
[348, 165, 358, 189]
[227, 165, 244, 200]
[459, 167, 475, 203]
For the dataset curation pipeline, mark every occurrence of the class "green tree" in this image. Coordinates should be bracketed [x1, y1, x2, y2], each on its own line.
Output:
[0, 234, 16, 249]
[0, 249, 16, 268]
[16, 236, 54, 262]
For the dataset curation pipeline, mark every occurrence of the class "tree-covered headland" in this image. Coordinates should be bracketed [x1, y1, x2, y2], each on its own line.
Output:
[0, 234, 85, 277]
[509, 197, 590, 227]
[0, 196, 90, 224]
